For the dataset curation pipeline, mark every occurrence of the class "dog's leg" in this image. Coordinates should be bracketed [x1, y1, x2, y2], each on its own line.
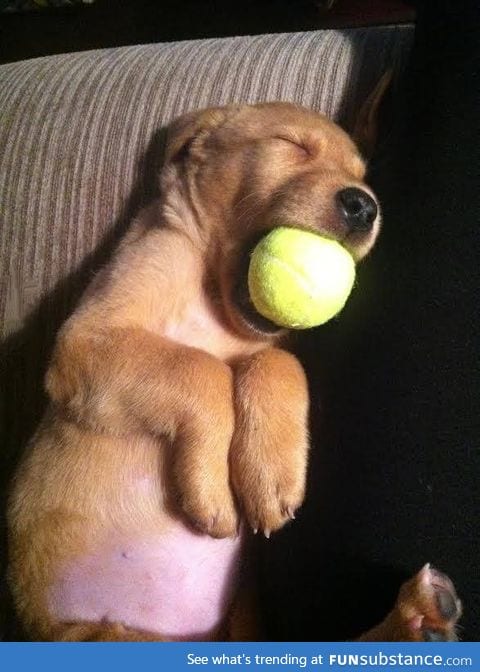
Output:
[45, 325, 237, 538]
[358, 565, 462, 641]
[225, 584, 261, 642]
[230, 348, 309, 536]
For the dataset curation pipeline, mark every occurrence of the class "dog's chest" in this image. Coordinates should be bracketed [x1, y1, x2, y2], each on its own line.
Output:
[164, 297, 253, 360]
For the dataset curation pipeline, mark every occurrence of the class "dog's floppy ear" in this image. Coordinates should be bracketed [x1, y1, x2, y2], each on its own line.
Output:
[164, 107, 233, 164]
[352, 70, 392, 159]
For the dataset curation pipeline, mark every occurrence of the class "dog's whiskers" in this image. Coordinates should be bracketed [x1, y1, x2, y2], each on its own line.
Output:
[233, 191, 263, 225]
[233, 185, 299, 226]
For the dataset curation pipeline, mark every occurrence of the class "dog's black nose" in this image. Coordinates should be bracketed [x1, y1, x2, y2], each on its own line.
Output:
[336, 187, 378, 232]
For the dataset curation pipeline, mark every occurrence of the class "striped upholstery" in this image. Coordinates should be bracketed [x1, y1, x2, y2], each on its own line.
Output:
[0, 28, 413, 482]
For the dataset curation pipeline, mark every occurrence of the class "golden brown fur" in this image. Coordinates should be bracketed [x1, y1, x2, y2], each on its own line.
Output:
[7, 102, 461, 642]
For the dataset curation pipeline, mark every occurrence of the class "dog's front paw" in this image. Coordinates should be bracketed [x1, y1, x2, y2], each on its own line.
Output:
[230, 348, 309, 537]
[393, 564, 462, 641]
[231, 448, 306, 537]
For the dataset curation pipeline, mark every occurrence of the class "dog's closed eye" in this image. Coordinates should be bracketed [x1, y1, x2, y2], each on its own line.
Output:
[274, 136, 311, 158]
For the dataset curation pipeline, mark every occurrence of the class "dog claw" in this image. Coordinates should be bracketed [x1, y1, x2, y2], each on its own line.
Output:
[264, 529, 271, 539]
[252, 527, 258, 535]
[419, 563, 431, 584]
[286, 506, 296, 520]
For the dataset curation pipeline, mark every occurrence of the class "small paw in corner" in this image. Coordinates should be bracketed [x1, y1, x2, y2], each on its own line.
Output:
[396, 564, 462, 641]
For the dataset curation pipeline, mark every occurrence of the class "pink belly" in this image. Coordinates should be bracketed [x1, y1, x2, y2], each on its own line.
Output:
[47, 523, 243, 639]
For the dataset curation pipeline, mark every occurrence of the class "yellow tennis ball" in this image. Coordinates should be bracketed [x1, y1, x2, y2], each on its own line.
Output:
[248, 227, 356, 329]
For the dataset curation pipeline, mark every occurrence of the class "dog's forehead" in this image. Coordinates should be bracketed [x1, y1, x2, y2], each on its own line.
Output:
[224, 103, 355, 147]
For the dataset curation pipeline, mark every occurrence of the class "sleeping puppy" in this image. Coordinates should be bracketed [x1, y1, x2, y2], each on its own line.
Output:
[7, 102, 461, 641]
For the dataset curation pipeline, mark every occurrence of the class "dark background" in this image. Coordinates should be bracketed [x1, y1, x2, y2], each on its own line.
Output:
[0, 0, 414, 65]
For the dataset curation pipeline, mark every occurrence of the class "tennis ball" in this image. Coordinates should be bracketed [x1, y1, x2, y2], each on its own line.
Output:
[248, 227, 355, 329]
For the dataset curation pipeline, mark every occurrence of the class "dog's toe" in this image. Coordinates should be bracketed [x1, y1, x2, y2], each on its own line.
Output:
[430, 567, 462, 621]
[178, 492, 238, 539]
[241, 481, 303, 538]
